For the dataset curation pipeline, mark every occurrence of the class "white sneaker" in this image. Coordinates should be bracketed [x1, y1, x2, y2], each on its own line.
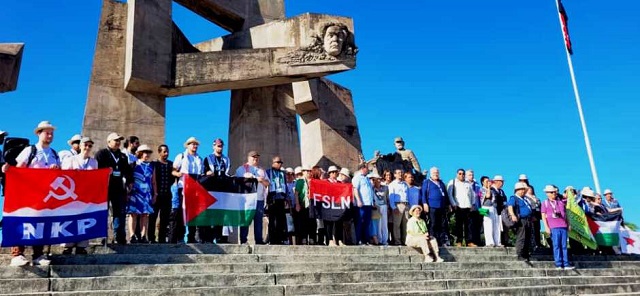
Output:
[33, 256, 51, 266]
[435, 257, 444, 263]
[424, 256, 434, 263]
[10, 255, 29, 267]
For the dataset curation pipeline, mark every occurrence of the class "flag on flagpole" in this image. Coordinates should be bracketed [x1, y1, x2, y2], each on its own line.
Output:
[619, 226, 640, 255]
[183, 175, 258, 227]
[557, 0, 574, 55]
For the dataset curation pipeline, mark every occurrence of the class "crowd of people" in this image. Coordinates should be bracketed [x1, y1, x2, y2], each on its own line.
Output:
[0, 122, 625, 268]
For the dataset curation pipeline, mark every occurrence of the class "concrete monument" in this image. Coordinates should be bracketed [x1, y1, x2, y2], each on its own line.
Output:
[83, 0, 363, 171]
[0, 43, 24, 93]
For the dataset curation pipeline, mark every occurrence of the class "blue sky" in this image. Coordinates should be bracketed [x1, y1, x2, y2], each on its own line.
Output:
[1, 1, 639, 223]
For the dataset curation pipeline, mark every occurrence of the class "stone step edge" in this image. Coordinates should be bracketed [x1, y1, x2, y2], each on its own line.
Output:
[4, 278, 640, 296]
[316, 282, 640, 296]
[16, 267, 640, 280]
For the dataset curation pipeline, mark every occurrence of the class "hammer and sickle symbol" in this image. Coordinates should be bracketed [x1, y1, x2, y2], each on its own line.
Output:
[44, 175, 78, 203]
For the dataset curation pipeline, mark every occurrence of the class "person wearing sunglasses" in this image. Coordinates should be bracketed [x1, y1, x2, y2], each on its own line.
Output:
[266, 156, 288, 245]
[447, 168, 476, 247]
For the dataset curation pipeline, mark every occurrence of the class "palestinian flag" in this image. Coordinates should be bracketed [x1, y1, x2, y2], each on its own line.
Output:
[557, 0, 573, 55]
[183, 175, 258, 227]
[587, 213, 622, 247]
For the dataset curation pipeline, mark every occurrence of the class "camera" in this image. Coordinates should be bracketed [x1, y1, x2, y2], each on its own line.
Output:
[552, 212, 561, 219]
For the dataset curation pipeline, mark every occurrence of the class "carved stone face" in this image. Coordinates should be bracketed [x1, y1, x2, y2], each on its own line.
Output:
[323, 25, 346, 56]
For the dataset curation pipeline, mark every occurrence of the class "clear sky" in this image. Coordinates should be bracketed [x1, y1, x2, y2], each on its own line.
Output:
[1, 1, 639, 222]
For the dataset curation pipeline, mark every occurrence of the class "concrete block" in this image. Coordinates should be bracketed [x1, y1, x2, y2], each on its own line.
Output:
[266, 262, 422, 273]
[124, 0, 173, 94]
[297, 78, 362, 170]
[228, 85, 301, 169]
[0, 265, 48, 279]
[51, 254, 259, 265]
[0, 43, 24, 93]
[171, 48, 354, 96]
[195, 13, 355, 52]
[82, 0, 166, 151]
[174, 0, 284, 32]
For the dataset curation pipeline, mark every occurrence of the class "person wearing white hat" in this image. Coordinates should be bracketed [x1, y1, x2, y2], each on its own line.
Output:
[95, 132, 131, 246]
[480, 176, 500, 248]
[127, 144, 156, 244]
[58, 134, 82, 164]
[603, 189, 622, 213]
[405, 205, 444, 263]
[62, 137, 98, 171]
[540, 185, 574, 270]
[171, 137, 204, 243]
[338, 167, 351, 183]
[6, 121, 60, 266]
[490, 175, 509, 247]
[507, 182, 534, 261]
[327, 166, 340, 183]
[284, 167, 297, 244]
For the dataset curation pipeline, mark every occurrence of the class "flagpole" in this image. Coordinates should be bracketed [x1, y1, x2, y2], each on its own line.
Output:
[554, 0, 602, 194]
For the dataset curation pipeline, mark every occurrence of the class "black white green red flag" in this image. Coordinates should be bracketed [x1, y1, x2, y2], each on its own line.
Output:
[183, 175, 258, 227]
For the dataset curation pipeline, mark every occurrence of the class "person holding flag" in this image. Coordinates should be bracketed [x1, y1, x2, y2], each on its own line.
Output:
[61, 136, 98, 255]
[3, 121, 60, 266]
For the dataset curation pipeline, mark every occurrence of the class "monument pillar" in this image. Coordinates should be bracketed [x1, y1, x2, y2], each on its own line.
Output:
[82, 0, 166, 149]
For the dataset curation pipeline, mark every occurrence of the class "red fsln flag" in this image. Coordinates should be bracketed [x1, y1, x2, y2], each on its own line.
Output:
[558, 0, 573, 55]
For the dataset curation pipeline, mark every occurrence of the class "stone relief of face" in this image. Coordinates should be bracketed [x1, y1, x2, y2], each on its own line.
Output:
[323, 25, 347, 56]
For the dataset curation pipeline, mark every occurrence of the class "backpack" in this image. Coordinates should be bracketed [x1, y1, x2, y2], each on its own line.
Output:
[27, 145, 59, 167]
[501, 196, 520, 228]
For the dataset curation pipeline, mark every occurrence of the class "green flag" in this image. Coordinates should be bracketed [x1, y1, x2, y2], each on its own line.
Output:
[566, 191, 597, 250]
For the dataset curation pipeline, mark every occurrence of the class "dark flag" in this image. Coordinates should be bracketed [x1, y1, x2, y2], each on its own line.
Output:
[309, 179, 353, 221]
[557, 0, 573, 55]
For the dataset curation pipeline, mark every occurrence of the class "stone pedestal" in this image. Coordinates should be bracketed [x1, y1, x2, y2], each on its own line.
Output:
[0, 43, 24, 93]
[82, 0, 166, 150]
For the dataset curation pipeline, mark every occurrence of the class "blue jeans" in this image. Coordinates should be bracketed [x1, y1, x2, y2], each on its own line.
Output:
[355, 206, 373, 244]
[110, 195, 127, 244]
[241, 200, 265, 244]
[551, 227, 570, 267]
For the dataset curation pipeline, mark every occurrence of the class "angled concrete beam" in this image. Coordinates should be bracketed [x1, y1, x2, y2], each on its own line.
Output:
[170, 47, 355, 96]
[295, 78, 363, 170]
[195, 13, 354, 51]
[174, 0, 284, 32]
[0, 43, 24, 93]
[124, 0, 173, 94]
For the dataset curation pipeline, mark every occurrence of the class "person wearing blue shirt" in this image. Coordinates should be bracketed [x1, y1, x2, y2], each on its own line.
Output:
[508, 182, 534, 261]
[353, 163, 375, 245]
[421, 167, 450, 246]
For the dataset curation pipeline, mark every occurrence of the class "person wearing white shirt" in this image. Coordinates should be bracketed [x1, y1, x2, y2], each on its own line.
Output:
[235, 150, 269, 244]
[4, 121, 60, 267]
[58, 134, 82, 164]
[170, 137, 204, 243]
[388, 169, 409, 245]
[447, 169, 476, 247]
[61, 137, 98, 254]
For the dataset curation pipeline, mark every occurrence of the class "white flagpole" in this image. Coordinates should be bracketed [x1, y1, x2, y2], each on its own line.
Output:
[554, 0, 602, 194]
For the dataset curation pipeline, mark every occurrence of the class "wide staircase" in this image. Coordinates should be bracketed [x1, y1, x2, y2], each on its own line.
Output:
[1, 244, 640, 295]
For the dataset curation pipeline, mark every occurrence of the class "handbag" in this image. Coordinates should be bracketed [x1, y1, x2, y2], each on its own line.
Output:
[478, 207, 490, 217]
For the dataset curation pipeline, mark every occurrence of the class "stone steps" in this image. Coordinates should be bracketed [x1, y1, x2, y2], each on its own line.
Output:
[4, 277, 640, 296]
[1, 245, 639, 295]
